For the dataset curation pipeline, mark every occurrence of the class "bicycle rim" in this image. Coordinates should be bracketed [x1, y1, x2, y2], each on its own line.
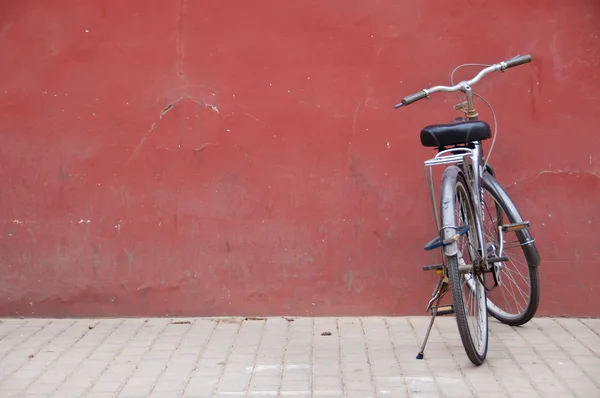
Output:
[445, 173, 488, 364]
[480, 178, 540, 325]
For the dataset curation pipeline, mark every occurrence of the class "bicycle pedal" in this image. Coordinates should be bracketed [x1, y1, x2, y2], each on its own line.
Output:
[422, 264, 444, 271]
[502, 221, 530, 232]
[431, 305, 454, 316]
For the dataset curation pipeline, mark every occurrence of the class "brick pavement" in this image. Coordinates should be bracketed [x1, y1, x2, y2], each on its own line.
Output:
[0, 316, 598, 397]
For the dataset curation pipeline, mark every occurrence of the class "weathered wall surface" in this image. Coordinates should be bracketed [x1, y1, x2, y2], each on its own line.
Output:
[0, 0, 598, 317]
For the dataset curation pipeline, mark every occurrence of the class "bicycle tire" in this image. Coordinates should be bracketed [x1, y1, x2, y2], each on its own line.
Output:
[481, 172, 541, 326]
[440, 166, 488, 366]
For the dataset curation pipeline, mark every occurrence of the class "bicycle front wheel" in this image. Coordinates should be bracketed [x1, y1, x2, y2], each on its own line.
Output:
[480, 172, 541, 326]
[440, 167, 488, 366]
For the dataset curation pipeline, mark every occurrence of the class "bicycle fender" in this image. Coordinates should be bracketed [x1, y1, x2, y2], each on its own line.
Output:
[440, 166, 462, 257]
[484, 163, 496, 177]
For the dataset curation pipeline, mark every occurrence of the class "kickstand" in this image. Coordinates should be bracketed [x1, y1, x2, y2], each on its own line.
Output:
[417, 279, 447, 360]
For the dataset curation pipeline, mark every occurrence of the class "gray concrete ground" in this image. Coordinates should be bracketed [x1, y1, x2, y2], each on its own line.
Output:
[0, 316, 598, 397]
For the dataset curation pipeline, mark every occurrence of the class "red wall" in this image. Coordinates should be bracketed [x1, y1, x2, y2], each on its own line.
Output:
[1, 0, 599, 317]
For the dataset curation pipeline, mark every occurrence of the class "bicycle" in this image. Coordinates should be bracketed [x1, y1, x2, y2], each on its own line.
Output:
[394, 54, 541, 365]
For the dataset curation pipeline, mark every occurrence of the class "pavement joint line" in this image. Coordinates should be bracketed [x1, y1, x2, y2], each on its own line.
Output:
[383, 317, 410, 397]
[147, 319, 196, 395]
[359, 318, 378, 397]
[488, 326, 544, 397]
[48, 319, 124, 397]
[114, 319, 174, 395]
[407, 317, 443, 396]
[0, 319, 54, 362]
[212, 319, 244, 395]
[532, 318, 600, 390]
[81, 319, 150, 396]
[432, 317, 479, 397]
[181, 319, 219, 395]
[0, 319, 74, 385]
[512, 322, 577, 397]
[18, 319, 100, 395]
[277, 317, 292, 397]
[244, 318, 267, 394]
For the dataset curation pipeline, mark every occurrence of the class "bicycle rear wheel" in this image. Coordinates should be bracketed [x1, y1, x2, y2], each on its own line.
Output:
[480, 172, 541, 326]
[440, 167, 488, 366]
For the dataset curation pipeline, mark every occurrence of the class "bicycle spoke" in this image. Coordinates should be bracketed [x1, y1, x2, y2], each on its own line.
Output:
[504, 265, 530, 288]
[479, 186, 537, 323]
[502, 268, 529, 304]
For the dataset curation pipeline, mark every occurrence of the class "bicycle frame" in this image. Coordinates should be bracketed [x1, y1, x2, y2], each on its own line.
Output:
[402, 54, 536, 365]
[424, 82, 488, 267]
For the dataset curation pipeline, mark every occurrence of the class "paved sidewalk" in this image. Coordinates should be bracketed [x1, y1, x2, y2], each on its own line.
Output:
[0, 317, 598, 397]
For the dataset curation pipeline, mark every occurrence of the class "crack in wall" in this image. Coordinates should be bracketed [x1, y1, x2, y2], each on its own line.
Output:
[507, 169, 600, 188]
[159, 95, 220, 117]
[127, 122, 158, 163]
[127, 95, 219, 163]
[193, 142, 217, 152]
[538, 169, 600, 179]
[176, 0, 186, 82]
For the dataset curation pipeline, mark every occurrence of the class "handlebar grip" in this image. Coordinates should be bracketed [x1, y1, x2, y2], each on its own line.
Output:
[402, 90, 428, 106]
[504, 54, 532, 69]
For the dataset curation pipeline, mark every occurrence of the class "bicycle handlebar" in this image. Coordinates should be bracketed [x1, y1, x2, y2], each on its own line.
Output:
[394, 54, 532, 108]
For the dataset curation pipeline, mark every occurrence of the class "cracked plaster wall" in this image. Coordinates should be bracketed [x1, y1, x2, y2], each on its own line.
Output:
[0, 0, 598, 317]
